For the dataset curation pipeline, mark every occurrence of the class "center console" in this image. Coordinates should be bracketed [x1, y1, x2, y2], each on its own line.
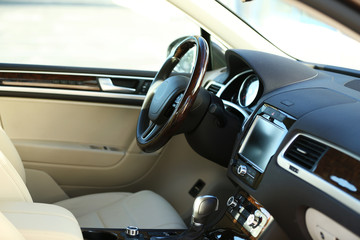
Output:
[82, 104, 292, 240]
[81, 190, 273, 240]
[82, 228, 184, 240]
[207, 104, 295, 239]
[229, 104, 295, 188]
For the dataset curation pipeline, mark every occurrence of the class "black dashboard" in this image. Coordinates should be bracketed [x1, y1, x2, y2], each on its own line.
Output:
[203, 50, 360, 240]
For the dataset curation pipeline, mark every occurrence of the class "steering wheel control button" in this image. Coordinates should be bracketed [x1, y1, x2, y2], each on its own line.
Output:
[227, 196, 238, 208]
[172, 93, 184, 108]
[237, 165, 247, 176]
[126, 226, 139, 237]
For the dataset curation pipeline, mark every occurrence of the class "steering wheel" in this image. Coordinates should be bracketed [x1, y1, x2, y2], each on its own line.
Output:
[136, 36, 209, 152]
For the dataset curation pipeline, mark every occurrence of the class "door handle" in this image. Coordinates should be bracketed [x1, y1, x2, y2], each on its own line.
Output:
[98, 77, 136, 93]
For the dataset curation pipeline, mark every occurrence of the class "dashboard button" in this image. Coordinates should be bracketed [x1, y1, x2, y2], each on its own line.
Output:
[246, 214, 260, 228]
[227, 196, 238, 208]
[237, 165, 247, 176]
[126, 226, 139, 237]
[247, 166, 256, 176]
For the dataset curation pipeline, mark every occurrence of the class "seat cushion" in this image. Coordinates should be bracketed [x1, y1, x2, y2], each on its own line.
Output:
[55, 190, 187, 229]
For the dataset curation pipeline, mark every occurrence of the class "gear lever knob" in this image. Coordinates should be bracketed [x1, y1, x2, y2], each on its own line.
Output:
[191, 195, 219, 227]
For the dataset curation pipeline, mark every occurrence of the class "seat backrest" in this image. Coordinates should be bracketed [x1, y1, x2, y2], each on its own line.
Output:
[0, 127, 26, 181]
[0, 127, 32, 202]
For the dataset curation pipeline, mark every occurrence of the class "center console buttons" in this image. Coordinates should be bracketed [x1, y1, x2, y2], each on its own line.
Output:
[237, 165, 247, 176]
[126, 226, 139, 237]
[227, 196, 238, 208]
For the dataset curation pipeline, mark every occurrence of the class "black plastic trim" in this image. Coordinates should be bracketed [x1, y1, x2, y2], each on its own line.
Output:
[313, 64, 360, 78]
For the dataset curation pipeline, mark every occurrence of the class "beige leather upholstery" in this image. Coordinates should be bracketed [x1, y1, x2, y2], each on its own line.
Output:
[0, 125, 186, 229]
[0, 126, 25, 182]
[0, 127, 32, 202]
[0, 211, 26, 240]
[0, 202, 83, 240]
[56, 190, 187, 229]
[25, 169, 69, 203]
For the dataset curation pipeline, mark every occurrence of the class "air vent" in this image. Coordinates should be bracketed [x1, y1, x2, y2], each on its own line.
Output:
[207, 84, 222, 95]
[284, 135, 329, 170]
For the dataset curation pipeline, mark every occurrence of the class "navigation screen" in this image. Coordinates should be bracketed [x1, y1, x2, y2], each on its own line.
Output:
[239, 116, 286, 172]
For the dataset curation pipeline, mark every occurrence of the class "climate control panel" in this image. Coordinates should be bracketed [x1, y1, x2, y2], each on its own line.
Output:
[226, 192, 271, 238]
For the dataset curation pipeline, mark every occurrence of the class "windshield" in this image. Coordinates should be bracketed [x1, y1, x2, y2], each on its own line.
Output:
[218, 0, 360, 71]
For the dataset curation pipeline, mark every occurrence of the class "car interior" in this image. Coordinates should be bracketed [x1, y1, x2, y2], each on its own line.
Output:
[0, 0, 359, 240]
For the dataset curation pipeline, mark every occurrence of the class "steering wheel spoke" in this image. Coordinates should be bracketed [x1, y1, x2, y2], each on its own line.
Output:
[141, 121, 163, 142]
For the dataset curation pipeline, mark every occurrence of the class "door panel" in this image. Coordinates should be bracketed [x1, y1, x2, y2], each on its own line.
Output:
[0, 97, 161, 196]
[14, 140, 125, 167]
[0, 66, 165, 197]
[0, 68, 153, 105]
[0, 98, 139, 147]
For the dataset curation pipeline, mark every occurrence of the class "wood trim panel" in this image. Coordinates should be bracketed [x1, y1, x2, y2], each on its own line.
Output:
[81, 229, 184, 239]
[213, 211, 254, 239]
[0, 72, 100, 91]
[315, 148, 360, 200]
[212, 191, 272, 240]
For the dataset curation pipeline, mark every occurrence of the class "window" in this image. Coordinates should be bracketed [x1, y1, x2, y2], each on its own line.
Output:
[0, 0, 199, 70]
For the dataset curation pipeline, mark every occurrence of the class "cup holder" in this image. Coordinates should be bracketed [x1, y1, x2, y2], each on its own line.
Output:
[82, 230, 118, 240]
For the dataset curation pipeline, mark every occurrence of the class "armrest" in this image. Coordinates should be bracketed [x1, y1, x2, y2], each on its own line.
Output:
[0, 202, 82, 240]
[25, 169, 69, 203]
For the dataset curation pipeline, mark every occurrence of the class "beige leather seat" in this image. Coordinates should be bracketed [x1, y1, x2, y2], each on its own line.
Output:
[0, 127, 186, 229]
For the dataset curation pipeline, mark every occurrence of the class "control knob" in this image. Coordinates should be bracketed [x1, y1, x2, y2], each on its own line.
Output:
[126, 226, 139, 237]
[227, 196, 238, 208]
[246, 213, 260, 228]
[237, 165, 247, 176]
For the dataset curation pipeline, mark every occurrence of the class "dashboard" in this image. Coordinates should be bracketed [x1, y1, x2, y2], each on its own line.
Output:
[0, 46, 358, 240]
[203, 50, 360, 240]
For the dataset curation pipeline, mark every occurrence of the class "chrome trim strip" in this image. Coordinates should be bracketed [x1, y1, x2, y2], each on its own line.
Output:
[0, 70, 154, 81]
[0, 86, 145, 101]
[98, 77, 136, 93]
[217, 69, 253, 97]
[277, 133, 360, 214]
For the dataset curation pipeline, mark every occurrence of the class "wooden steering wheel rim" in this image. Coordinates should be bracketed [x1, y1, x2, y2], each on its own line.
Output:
[136, 35, 209, 152]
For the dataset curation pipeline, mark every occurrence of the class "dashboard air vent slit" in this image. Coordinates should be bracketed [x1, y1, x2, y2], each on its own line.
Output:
[207, 84, 222, 95]
[284, 135, 328, 170]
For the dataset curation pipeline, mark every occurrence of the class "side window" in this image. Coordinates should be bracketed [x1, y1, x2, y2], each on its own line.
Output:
[168, 35, 228, 73]
[0, 0, 199, 71]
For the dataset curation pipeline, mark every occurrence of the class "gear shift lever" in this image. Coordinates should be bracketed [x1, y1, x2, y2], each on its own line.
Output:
[191, 195, 219, 227]
[150, 195, 219, 240]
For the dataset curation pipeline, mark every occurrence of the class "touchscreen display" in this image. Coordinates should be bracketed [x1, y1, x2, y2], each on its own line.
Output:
[239, 116, 286, 172]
